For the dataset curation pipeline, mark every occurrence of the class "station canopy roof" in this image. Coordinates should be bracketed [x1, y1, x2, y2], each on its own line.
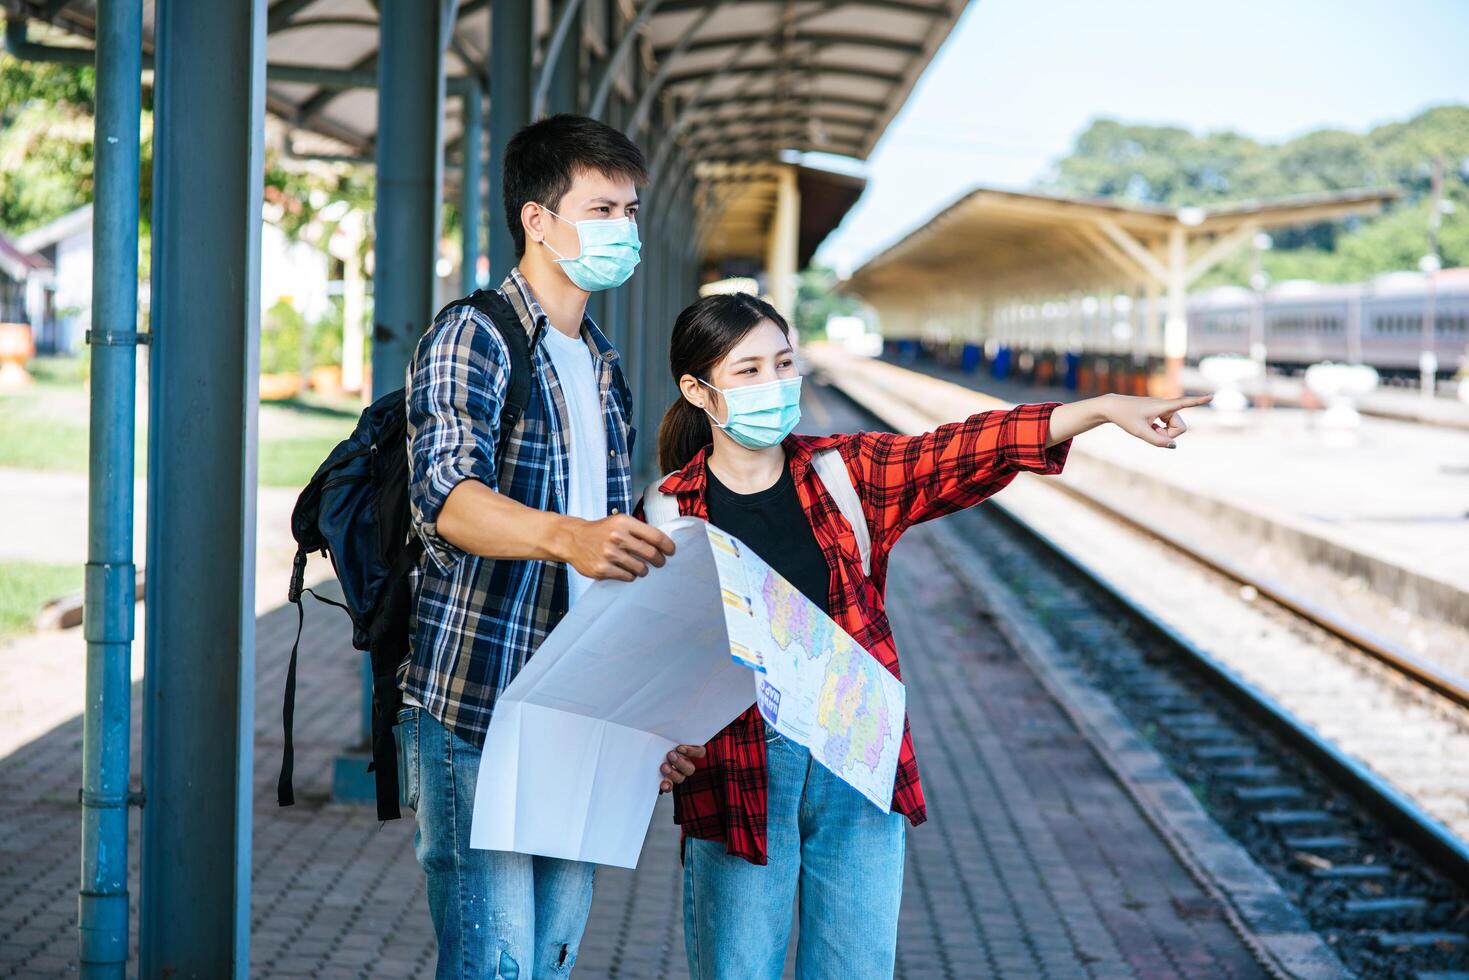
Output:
[847, 185, 1400, 304]
[7, 0, 969, 267]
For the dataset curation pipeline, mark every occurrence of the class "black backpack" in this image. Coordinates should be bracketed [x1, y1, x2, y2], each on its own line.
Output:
[277, 288, 533, 821]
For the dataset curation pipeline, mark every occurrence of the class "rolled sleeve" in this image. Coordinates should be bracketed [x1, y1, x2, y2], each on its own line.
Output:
[849, 401, 1073, 539]
[998, 400, 1071, 475]
[406, 306, 510, 573]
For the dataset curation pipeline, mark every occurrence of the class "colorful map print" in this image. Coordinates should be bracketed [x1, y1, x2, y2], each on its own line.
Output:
[760, 570, 893, 778]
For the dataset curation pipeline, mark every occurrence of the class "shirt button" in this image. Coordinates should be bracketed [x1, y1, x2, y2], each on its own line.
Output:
[608, 449, 616, 457]
[610, 507, 620, 515]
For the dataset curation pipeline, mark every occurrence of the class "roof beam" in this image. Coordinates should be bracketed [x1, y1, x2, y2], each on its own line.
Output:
[1184, 222, 1259, 286]
[663, 62, 904, 88]
[293, 50, 377, 126]
[686, 92, 887, 115]
[653, 31, 925, 58]
[271, 16, 377, 32]
[1095, 219, 1168, 283]
[1077, 224, 1155, 286]
[655, 0, 951, 15]
[676, 104, 870, 139]
[266, 0, 327, 33]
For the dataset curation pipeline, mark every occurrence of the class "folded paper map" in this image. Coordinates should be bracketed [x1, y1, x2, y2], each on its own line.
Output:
[469, 516, 906, 868]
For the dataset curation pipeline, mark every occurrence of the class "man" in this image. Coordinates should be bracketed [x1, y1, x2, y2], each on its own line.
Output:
[400, 113, 703, 977]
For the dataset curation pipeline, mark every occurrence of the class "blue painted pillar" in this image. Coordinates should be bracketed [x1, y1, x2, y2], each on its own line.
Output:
[331, 0, 448, 797]
[460, 82, 484, 296]
[544, 0, 583, 116]
[373, 0, 446, 392]
[78, 0, 142, 975]
[141, 0, 266, 974]
[488, 0, 533, 281]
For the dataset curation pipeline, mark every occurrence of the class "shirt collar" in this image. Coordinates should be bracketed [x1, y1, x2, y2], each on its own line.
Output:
[657, 431, 844, 494]
[502, 268, 620, 367]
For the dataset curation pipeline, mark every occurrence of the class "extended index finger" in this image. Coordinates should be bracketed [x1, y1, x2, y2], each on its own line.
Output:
[1165, 394, 1212, 412]
[626, 521, 677, 556]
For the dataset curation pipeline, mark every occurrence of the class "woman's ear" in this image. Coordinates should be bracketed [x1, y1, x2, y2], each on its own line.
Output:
[682, 374, 727, 425]
[678, 374, 706, 410]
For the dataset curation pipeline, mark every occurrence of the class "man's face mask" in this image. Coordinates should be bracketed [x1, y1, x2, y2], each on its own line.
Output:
[699, 375, 803, 450]
[537, 203, 641, 291]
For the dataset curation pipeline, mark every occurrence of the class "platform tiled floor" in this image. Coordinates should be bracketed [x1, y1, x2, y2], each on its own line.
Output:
[0, 389, 1270, 979]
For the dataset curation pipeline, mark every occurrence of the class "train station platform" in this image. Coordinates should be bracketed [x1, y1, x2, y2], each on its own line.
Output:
[1176, 368, 1469, 433]
[0, 385, 1297, 978]
[861, 350, 1469, 660]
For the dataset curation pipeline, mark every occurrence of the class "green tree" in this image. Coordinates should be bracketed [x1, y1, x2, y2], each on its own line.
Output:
[793, 265, 863, 340]
[1051, 105, 1469, 285]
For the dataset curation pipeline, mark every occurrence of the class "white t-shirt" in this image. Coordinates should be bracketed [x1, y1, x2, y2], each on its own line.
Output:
[541, 323, 609, 608]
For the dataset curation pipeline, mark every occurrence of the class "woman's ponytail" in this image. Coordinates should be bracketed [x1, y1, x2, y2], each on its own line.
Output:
[657, 397, 712, 475]
[654, 291, 791, 477]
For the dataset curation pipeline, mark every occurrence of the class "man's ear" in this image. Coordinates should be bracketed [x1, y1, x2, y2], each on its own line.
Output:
[521, 201, 546, 247]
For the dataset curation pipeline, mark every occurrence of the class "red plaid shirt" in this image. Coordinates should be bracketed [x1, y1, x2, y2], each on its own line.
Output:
[645, 403, 1071, 865]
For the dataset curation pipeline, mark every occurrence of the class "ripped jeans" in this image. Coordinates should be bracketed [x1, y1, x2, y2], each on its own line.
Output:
[399, 706, 596, 979]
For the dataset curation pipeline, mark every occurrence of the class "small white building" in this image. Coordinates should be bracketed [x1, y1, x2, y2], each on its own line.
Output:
[10, 204, 332, 357]
[0, 233, 51, 325]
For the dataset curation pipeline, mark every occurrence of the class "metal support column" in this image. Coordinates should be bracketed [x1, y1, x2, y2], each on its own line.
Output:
[329, 0, 448, 802]
[141, 0, 266, 973]
[1163, 226, 1188, 397]
[461, 82, 484, 295]
[374, 0, 447, 391]
[535, 0, 585, 119]
[78, 0, 142, 974]
[489, 0, 533, 279]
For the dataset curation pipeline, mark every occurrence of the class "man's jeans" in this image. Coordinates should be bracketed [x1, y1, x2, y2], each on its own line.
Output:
[682, 732, 906, 979]
[398, 706, 596, 979]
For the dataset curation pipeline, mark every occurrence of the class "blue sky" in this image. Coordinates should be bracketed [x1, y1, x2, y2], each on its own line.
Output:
[815, 0, 1469, 273]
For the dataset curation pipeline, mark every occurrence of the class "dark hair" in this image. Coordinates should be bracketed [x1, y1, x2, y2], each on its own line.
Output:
[656, 293, 792, 474]
[502, 113, 648, 258]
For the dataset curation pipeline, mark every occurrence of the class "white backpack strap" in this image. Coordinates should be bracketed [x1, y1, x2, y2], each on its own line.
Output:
[639, 472, 680, 527]
[811, 447, 871, 577]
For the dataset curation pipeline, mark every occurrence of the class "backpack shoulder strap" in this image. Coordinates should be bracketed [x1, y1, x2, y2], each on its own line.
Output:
[811, 447, 871, 577]
[462, 289, 535, 435]
[640, 473, 680, 527]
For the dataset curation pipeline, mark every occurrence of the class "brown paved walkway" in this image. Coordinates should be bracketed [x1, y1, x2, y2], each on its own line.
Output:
[0, 388, 1270, 979]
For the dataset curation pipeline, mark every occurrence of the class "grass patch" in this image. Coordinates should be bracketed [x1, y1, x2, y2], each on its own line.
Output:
[0, 380, 357, 483]
[28, 355, 89, 386]
[259, 435, 344, 489]
[0, 561, 83, 642]
[0, 396, 95, 471]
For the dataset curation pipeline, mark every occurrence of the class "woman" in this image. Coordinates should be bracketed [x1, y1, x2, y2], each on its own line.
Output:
[643, 293, 1208, 979]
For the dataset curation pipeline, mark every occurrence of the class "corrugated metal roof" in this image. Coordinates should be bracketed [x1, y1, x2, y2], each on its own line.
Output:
[4, 0, 968, 266]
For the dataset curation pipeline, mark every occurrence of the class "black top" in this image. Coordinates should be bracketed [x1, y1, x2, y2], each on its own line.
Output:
[705, 460, 831, 616]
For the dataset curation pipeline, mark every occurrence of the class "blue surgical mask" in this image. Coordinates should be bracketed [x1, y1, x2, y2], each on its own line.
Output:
[700, 376, 803, 449]
[538, 204, 641, 291]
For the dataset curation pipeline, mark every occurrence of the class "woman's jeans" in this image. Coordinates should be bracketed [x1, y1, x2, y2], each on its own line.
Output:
[682, 732, 906, 979]
[398, 706, 596, 979]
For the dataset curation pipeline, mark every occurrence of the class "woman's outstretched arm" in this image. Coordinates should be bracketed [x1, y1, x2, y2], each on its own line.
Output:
[1045, 393, 1213, 449]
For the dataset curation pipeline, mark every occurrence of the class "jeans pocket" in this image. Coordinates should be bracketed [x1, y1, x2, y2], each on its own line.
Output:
[396, 706, 419, 812]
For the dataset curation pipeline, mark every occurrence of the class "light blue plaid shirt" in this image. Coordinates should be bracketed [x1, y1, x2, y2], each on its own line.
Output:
[402, 269, 635, 747]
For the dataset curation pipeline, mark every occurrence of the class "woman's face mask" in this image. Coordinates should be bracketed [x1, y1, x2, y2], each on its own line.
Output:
[538, 203, 641, 291]
[700, 375, 803, 450]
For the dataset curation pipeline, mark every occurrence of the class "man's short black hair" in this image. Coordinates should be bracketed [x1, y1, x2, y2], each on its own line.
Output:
[503, 113, 649, 258]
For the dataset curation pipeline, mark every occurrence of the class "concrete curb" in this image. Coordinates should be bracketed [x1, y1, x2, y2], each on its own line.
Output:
[927, 517, 1352, 980]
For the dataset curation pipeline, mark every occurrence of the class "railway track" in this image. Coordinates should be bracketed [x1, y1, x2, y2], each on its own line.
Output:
[809, 349, 1469, 979]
